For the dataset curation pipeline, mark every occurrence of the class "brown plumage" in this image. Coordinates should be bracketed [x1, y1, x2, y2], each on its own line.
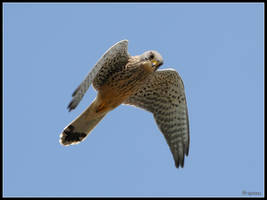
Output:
[59, 40, 189, 168]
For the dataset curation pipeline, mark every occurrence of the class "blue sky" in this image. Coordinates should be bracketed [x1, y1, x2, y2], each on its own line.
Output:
[3, 3, 264, 197]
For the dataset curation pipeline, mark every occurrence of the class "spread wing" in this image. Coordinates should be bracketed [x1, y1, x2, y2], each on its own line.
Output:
[68, 40, 129, 111]
[124, 69, 190, 168]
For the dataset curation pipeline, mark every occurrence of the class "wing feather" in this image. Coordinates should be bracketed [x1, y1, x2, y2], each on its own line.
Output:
[68, 40, 129, 111]
[124, 70, 190, 168]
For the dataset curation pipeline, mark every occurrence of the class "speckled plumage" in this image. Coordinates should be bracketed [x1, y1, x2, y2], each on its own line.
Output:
[68, 40, 129, 111]
[60, 40, 190, 168]
[123, 70, 189, 168]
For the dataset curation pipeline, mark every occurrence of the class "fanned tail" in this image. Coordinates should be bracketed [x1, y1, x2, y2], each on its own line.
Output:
[60, 101, 106, 146]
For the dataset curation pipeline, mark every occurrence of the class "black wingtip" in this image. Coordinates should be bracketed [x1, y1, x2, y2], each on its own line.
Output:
[72, 85, 81, 97]
[185, 149, 189, 156]
[184, 142, 189, 157]
[175, 160, 185, 169]
[67, 100, 76, 112]
[175, 151, 185, 168]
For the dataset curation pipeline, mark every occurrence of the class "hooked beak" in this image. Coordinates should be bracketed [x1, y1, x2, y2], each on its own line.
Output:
[152, 59, 163, 68]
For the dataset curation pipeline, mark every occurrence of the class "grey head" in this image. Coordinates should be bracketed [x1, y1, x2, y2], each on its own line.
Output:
[139, 50, 164, 71]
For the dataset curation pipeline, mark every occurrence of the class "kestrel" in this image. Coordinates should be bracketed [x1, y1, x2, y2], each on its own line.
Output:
[59, 40, 190, 168]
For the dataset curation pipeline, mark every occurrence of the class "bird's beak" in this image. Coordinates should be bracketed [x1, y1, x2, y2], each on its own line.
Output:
[152, 60, 159, 67]
[152, 59, 163, 68]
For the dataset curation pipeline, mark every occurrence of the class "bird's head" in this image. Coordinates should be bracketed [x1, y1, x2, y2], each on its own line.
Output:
[140, 50, 163, 71]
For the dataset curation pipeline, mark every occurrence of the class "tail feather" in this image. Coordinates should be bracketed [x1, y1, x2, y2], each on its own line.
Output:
[60, 101, 106, 146]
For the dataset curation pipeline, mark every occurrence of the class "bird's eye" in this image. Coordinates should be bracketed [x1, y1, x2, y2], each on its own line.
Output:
[149, 54, 154, 60]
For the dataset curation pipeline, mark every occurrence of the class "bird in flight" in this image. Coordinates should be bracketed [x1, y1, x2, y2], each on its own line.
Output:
[59, 40, 190, 168]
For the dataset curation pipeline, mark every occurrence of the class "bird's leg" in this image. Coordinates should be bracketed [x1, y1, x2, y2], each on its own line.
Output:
[93, 92, 109, 113]
[96, 102, 106, 113]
